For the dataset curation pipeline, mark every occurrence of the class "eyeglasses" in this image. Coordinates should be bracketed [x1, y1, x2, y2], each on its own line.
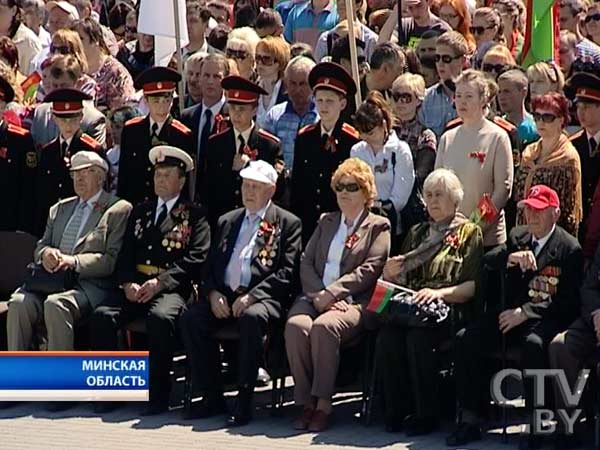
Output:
[435, 53, 462, 64]
[50, 44, 71, 54]
[585, 13, 600, 23]
[483, 63, 510, 74]
[392, 92, 414, 103]
[226, 49, 249, 60]
[334, 182, 360, 193]
[469, 25, 495, 35]
[532, 112, 559, 123]
[255, 54, 275, 65]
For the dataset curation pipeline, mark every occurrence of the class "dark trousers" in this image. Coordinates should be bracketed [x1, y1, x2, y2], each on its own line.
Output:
[375, 323, 443, 423]
[91, 293, 187, 404]
[179, 299, 277, 395]
[455, 311, 561, 417]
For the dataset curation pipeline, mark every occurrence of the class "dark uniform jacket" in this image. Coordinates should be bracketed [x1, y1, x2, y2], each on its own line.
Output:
[180, 101, 230, 180]
[0, 121, 37, 232]
[202, 125, 282, 228]
[569, 128, 600, 223]
[498, 225, 583, 330]
[290, 120, 360, 244]
[117, 115, 194, 206]
[204, 202, 302, 317]
[116, 197, 211, 299]
[33, 130, 103, 237]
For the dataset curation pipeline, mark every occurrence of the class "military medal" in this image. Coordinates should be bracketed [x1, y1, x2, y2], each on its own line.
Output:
[162, 239, 169, 247]
[549, 277, 558, 286]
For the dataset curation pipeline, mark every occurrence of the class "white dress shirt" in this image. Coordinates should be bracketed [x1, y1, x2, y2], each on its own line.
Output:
[150, 118, 167, 136]
[234, 123, 254, 148]
[197, 96, 226, 152]
[322, 212, 362, 287]
[532, 225, 555, 257]
[256, 79, 282, 129]
[224, 201, 271, 290]
[155, 195, 180, 224]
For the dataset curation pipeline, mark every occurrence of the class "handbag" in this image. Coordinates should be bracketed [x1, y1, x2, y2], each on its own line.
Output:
[380, 291, 450, 327]
[22, 263, 77, 295]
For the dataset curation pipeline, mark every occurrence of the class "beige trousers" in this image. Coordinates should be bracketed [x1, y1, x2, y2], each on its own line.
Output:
[284, 296, 363, 405]
[7, 288, 88, 351]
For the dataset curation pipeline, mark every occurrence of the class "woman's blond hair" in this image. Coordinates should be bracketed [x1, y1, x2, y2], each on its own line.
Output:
[256, 36, 290, 79]
[331, 158, 377, 208]
[52, 29, 89, 74]
[526, 61, 565, 92]
[392, 73, 426, 101]
[482, 44, 516, 66]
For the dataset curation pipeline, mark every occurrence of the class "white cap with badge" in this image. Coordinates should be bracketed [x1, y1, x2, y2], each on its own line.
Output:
[149, 145, 194, 172]
[47, 1, 80, 20]
[240, 160, 278, 186]
[70, 151, 108, 172]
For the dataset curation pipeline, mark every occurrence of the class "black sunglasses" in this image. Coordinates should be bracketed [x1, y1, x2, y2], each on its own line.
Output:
[470, 25, 495, 35]
[334, 182, 361, 193]
[50, 44, 71, 54]
[435, 53, 461, 64]
[255, 54, 275, 65]
[226, 49, 249, 60]
[533, 112, 558, 123]
[483, 63, 509, 73]
[585, 13, 600, 22]
[392, 92, 414, 103]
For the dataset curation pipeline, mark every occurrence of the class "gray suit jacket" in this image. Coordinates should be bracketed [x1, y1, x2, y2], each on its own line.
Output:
[34, 190, 132, 308]
[31, 101, 107, 148]
[300, 211, 391, 306]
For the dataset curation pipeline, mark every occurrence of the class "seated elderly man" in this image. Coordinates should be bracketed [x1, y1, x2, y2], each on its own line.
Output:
[7, 151, 131, 353]
[448, 185, 583, 450]
[91, 146, 211, 416]
[180, 160, 302, 427]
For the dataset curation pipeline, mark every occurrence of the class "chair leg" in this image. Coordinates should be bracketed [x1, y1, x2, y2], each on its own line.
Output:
[183, 355, 192, 416]
[365, 356, 377, 426]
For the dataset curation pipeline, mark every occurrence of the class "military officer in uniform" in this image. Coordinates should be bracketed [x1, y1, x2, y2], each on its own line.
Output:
[117, 67, 194, 206]
[290, 62, 360, 245]
[566, 72, 600, 226]
[0, 76, 37, 233]
[34, 88, 103, 237]
[91, 146, 211, 415]
[448, 185, 583, 449]
[180, 160, 302, 426]
[202, 75, 282, 228]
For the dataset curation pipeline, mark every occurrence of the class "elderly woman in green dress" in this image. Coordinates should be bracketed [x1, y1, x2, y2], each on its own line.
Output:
[376, 168, 484, 436]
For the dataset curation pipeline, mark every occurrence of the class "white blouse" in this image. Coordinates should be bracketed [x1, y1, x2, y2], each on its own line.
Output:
[351, 130, 415, 232]
[256, 79, 283, 129]
[322, 212, 361, 288]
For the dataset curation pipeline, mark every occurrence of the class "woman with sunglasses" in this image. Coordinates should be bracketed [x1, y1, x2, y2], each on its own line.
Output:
[437, 0, 476, 54]
[255, 36, 290, 128]
[285, 157, 390, 432]
[351, 91, 415, 250]
[470, 7, 505, 70]
[0, 0, 41, 76]
[378, 168, 483, 436]
[481, 44, 516, 81]
[526, 61, 564, 101]
[435, 69, 513, 249]
[226, 26, 260, 81]
[513, 92, 582, 236]
[584, 2, 600, 46]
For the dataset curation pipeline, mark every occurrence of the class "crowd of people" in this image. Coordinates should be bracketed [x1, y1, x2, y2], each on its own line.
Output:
[3, 0, 600, 449]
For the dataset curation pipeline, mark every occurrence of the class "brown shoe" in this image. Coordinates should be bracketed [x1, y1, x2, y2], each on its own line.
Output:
[307, 409, 330, 432]
[293, 406, 315, 430]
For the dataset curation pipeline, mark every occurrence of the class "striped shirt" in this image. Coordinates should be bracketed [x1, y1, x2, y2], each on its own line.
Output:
[283, 0, 339, 50]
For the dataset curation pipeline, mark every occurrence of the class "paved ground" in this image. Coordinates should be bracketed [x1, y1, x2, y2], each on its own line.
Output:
[0, 381, 594, 450]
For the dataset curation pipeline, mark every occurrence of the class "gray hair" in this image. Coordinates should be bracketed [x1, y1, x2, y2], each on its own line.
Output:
[423, 168, 464, 207]
[284, 55, 315, 79]
[184, 51, 208, 76]
[22, 0, 46, 14]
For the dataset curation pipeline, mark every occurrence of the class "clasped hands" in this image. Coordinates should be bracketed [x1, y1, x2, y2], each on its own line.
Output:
[124, 278, 161, 303]
[41, 247, 76, 273]
[209, 290, 255, 319]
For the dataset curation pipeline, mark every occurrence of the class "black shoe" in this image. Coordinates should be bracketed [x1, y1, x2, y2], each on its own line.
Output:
[403, 415, 439, 437]
[182, 395, 226, 420]
[519, 433, 543, 450]
[446, 422, 482, 446]
[46, 402, 75, 412]
[226, 388, 253, 427]
[93, 402, 119, 414]
[554, 433, 580, 450]
[141, 400, 169, 416]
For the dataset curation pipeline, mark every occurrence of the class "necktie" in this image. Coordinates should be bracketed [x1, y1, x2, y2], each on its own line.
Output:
[531, 239, 539, 256]
[229, 214, 258, 291]
[59, 203, 88, 254]
[155, 203, 168, 226]
[238, 134, 246, 154]
[199, 108, 213, 159]
[61, 140, 68, 157]
[151, 122, 160, 145]
[590, 137, 597, 156]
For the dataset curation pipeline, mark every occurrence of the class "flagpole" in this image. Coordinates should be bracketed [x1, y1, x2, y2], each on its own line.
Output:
[345, 0, 362, 108]
[173, 0, 185, 114]
[377, 279, 416, 295]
